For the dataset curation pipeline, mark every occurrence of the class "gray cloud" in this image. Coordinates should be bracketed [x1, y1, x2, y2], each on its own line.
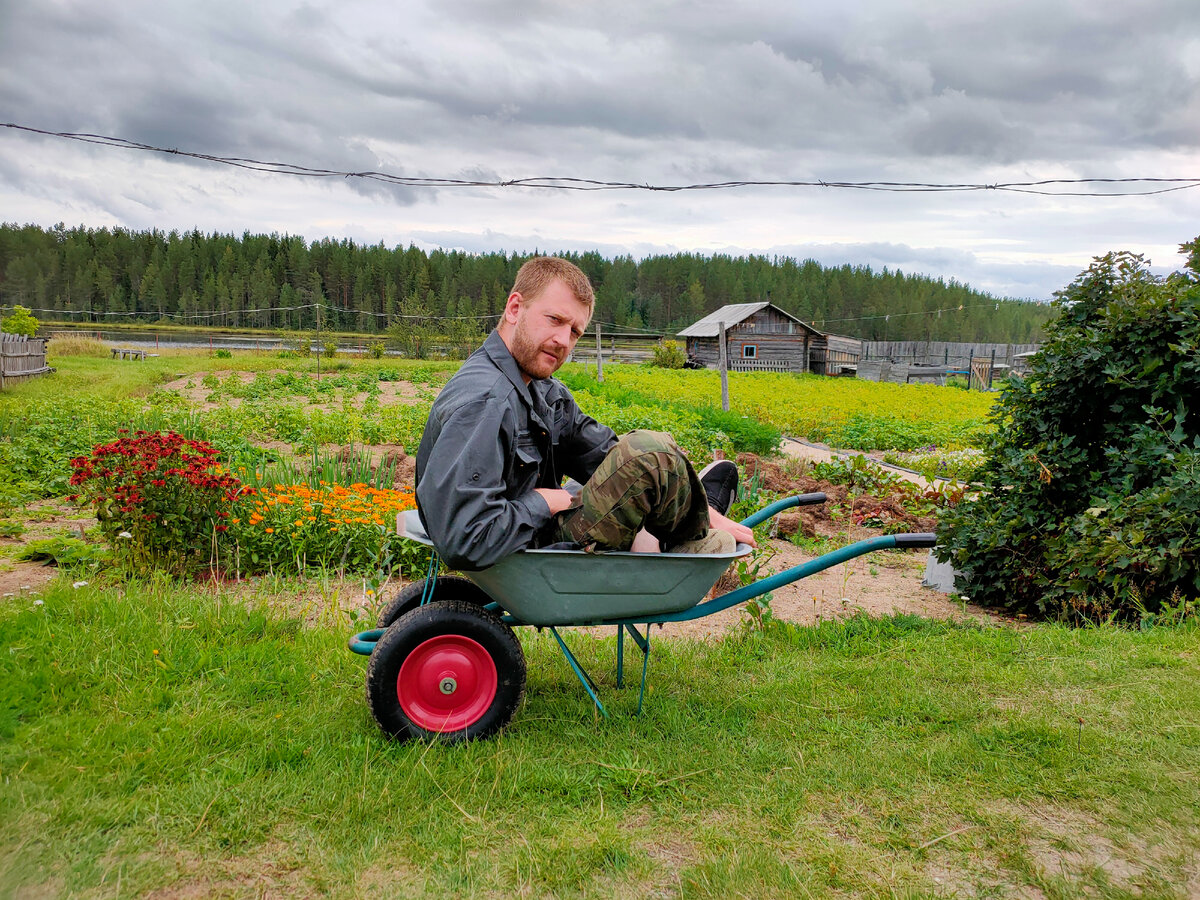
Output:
[1, 0, 1197, 299]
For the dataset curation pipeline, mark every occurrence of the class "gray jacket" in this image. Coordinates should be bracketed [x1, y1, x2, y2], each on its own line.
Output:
[415, 331, 617, 570]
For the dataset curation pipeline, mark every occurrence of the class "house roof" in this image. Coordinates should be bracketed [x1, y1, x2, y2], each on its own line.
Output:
[676, 302, 823, 338]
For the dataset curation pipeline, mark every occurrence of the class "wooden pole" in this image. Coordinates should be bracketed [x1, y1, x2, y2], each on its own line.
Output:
[595, 323, 603, 383]
[718, 322, 730, 412]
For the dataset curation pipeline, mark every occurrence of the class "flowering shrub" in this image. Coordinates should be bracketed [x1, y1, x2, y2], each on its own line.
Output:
[69, 430, 248, 574]
[227, 482, 420, 576]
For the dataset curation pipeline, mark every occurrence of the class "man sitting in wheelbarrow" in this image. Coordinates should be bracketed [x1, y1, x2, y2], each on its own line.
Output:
[415, 256, 755, 572]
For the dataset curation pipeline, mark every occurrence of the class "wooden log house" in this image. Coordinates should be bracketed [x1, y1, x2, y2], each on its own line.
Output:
[677, 302, 861, 375]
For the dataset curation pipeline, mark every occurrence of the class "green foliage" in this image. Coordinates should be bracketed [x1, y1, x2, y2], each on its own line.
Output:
[1, 304, 39, 338]
[211, 348, 233, 359]
[938, 240, 1200, 622]
[15, 535, 110, 570]
[811, 455, 909, 495]
[593, 365, 993, 451]
[882, 447, 985, 482]
[368, 341, 386, 359]
[735, 546, 777, 630]
[322, 340, 338, 358]
[559, 368, 782, 456]
[650, 339, 686, 368]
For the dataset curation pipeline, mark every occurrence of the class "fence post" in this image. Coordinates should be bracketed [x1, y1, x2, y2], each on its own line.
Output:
[595, 323, 603, 383]
[718, 322, 730, 412]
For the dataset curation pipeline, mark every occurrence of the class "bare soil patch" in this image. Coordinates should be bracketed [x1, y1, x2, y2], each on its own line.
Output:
[0, 559, 58, 599]
[642, 452, 995, 640]
[0, 500, 95, 601]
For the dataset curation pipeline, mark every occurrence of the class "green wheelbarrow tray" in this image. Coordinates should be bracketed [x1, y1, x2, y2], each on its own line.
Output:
[393, 496, 936, 628]
[398, 509, 753, 626]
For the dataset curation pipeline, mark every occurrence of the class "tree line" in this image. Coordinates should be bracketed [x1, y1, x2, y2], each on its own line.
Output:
[0, 222, 1054, 341]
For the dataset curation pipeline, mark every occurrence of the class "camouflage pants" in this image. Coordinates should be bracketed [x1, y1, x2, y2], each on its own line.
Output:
[550, 430, 710, 551]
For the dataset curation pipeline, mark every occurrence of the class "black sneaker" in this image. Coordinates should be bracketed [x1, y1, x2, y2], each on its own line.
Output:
[697, 460, 738, 515]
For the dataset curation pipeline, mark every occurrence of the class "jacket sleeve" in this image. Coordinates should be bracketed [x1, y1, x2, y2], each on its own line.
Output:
[416, 397, 552, 570]
[558, 398, 618, 484]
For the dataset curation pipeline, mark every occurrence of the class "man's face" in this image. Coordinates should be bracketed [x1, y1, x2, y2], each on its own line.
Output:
[506, 279, 591, 381]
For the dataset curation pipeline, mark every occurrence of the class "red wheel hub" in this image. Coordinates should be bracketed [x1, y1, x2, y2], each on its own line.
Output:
[397, 635, 498, 732]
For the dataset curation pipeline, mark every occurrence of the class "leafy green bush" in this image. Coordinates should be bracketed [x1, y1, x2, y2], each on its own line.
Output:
[211, 348, 233, 359]
[651, 340, 686, 368]
[1, 305, 39, 338]
[937, 239, 1200, 622]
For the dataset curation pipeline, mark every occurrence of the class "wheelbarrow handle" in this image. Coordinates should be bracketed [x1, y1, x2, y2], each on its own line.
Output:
[739, 493, 827, 529]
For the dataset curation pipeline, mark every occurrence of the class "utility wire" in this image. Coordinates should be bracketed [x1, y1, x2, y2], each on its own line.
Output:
[0, 302, 502, 322]
[5, 123, 1199, 197]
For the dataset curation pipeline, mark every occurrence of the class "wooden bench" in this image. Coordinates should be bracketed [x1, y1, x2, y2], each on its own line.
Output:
[110, 348, 159, 361]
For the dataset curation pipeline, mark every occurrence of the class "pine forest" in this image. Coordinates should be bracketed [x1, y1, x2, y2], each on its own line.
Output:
[0, 223, 1054, 341]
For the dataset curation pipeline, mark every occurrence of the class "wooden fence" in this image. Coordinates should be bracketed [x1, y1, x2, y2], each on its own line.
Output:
[0, 333, 53, 388]
[729, 358, 794, 373]
[861, 340, 1039, 369]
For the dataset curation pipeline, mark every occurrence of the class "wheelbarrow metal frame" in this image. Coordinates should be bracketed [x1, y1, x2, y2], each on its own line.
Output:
[350, 494, 936, 721]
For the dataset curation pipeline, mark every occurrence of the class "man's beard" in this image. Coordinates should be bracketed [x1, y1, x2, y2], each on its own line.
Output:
[510, 318, 565, 380]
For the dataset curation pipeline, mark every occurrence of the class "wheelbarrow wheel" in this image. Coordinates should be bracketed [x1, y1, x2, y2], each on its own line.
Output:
[376, 575, 493, 628]
[366, 598, 525, 742]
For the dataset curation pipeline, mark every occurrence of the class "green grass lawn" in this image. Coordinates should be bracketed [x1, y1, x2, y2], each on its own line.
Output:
[3, 577, 1198, 898]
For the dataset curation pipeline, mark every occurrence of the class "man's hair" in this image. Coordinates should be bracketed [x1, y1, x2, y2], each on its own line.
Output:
[511, 256, 595, 308]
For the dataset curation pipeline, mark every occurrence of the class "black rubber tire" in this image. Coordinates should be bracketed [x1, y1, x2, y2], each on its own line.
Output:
[366, 598, 526, 743]
[376, 575, 494, 628]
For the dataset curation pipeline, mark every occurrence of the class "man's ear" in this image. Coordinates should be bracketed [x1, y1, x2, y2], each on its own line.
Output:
[503, 291, 523, 326]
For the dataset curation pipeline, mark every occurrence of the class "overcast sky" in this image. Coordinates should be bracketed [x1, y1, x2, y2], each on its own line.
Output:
[2, 0, 1198, 300]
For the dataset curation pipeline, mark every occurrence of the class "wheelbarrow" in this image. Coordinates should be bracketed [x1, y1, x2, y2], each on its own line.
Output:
[349, 494, 936, 742]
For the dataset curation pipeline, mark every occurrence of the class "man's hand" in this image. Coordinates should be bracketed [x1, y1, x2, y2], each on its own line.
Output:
[709, 507, 756, 548]
[534, 488, 575, 515]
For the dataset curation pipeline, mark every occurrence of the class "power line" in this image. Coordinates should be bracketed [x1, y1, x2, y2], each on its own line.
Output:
[5, 122, 1199, 197]
[0, 302, 501, 323]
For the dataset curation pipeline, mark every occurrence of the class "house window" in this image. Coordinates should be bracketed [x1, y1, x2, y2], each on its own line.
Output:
[742, 344, 757, 359]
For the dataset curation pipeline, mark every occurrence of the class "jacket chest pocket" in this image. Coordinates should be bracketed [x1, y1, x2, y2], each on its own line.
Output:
[511, 436, 544, 494]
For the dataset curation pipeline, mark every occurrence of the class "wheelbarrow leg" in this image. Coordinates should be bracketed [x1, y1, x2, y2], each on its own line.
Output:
[549, 627, 608, 719]
[621, 625, 652, 716]
[418, 550, 441, 606]
[617, 626, 625, 688]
